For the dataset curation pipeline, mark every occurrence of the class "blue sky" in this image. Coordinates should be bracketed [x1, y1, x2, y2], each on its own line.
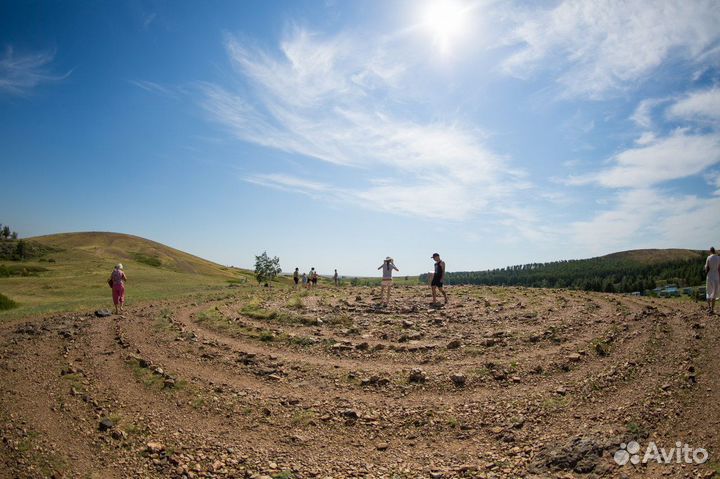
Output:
[1, 0, 719, 276]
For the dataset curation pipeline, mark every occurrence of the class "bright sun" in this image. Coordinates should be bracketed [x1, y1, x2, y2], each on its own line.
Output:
[422, 0, 467, 53]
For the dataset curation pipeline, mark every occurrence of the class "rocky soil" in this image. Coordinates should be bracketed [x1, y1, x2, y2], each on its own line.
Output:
[1, 285, 718, 478]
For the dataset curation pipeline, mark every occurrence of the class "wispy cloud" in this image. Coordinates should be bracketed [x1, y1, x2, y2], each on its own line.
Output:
[569, 129, 720, 188]
[572, 188, 720, 253]
[202, 29, 526, 221]
[0, 46, 69, 96]
[502, 0, 720, 98]
[128, 79, 181, 98]
[667, 87, 720, 123]
[630, 98, 670, 129]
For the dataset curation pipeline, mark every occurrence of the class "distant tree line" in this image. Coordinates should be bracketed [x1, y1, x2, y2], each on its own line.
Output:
[419, 253, 707, 293]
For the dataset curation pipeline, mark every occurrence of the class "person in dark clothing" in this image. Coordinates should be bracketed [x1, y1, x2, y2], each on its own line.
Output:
[431, 253, 448, 305]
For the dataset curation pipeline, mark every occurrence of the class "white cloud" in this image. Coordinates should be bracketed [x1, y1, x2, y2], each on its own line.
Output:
[129, 80, 180, 98]
[667, 87, 720, 123]
[0, 46, 69, 96]
[201, 29, 526, 220]
[572, 188, 720, 254]
[246, 173, 332, 196]
[569, 129, 720, 188]
[502, 0, 720, 98]
[630, 98, 669, 129]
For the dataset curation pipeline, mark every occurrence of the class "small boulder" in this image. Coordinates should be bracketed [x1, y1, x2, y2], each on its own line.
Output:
[409, 368, 427, 383]
[446, 339, 462, 349]
[146, 441, 165, 453]
[450, 373, 466, 387]
[98, 417, 114, 431]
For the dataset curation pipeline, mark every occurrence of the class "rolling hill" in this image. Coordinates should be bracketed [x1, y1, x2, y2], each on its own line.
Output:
[431, 248, 708, 293]
[0, 232, 254, 319]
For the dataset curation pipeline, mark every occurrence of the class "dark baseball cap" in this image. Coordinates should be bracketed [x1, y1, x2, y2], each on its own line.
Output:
[431, 253, 440, 258]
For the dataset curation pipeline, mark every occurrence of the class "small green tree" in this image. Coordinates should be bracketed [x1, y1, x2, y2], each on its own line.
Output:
[1, 226, 9, 240]
[10, 232, 17, 240]
[14, 240, 26, 260]
[254, 251, 281, 285]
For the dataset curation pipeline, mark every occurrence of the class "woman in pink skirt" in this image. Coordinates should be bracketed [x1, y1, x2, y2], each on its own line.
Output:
[109, 264, 128, 314]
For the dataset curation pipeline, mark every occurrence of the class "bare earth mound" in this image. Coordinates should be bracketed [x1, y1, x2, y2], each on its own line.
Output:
[0, 286, 717, 478]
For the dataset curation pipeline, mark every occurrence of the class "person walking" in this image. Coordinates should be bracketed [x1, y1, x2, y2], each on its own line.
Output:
[108, 263, 128, 314]
[705, 247, 720, 314]
[378, 257, 399, 307]
[310, 268, 318, 288]
[302, 272, 308, 288]
[430, 253, 448, 306]
[333, 269, 339, 287]
[293, 268, 300, 289]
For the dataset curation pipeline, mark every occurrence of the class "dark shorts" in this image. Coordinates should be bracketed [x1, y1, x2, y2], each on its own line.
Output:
[294, 277, 299, 284]
[431, 277, 443, 287]
[312, 278, 318, 284]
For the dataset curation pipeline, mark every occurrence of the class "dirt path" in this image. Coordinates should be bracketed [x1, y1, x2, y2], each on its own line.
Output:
[0, 286, 717, 478]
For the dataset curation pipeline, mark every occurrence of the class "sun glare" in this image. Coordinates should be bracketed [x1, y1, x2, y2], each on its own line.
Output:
[422, 0, 467, 54]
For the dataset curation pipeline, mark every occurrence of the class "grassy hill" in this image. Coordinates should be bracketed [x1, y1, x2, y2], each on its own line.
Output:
[601, 248, 704, 264]
[0, 232, 255, 319]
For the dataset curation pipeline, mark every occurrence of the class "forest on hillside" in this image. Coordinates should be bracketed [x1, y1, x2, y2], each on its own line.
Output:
[421, 252, 707, 293]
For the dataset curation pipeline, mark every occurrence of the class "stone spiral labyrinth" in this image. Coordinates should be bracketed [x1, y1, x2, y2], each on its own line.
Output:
[1, 285, 718, 478]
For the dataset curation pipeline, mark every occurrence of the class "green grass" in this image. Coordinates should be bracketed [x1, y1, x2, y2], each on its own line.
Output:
[541, 397, 568, 412]
[132, 252, 162, 267]
[291, 410, 316, 426]
[286, 295, 304, 309]
[0, 292, 18, 311]
[0, 231, 258, 320]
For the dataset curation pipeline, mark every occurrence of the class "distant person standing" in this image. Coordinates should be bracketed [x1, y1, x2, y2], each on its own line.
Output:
[310, 268, 318, 288]
[109, 263, 128, 314]
[431, 253, 448, 306]
[705, 247, 720, 314]
[302, 272, 308, 288]
[333, 269, 339, 287]
[378, 257, 399, 307]
[293, 268, 300, 289]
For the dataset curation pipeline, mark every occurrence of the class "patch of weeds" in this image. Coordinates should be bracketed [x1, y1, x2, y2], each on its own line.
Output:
[591, 338, 611, 357]
[153, 309, 173, 331]
[625, 421, 647, 439]
[17, 431, 39, 452]
[473, 367, 490, 377]
[291, 410, 316, 426]
[287, 335, 316, 347]
[61, 372, 86, 394]
[191, 397, 206, 410]
[324, 313, 353, 327]
[272, 472, 295, 479]
[542, 397, 568, 412]
[0, 292, 18, 310]
[126, 358, 165, 390]
[464, 347, 485, 357]
[125, 422, 147, 436]
[286, 296, 304, 309]
[258, 331, 275, 342]
[705, 462, 720, 477]
[242, 298, 278, 320]
[446, 416, 459, 428]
